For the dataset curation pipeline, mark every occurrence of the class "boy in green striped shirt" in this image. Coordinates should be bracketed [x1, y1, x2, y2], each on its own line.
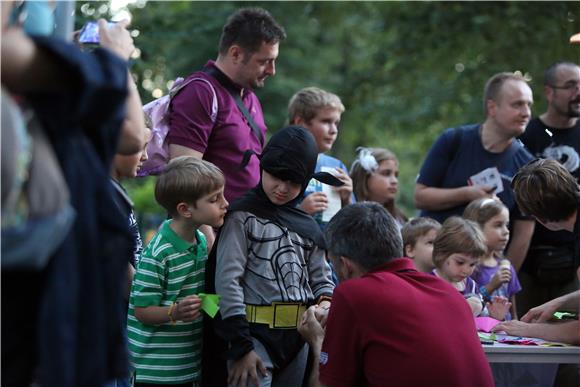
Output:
[127, 157, 228, 386]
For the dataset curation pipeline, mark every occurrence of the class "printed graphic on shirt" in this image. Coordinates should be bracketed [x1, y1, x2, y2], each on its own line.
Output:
[542, 144, 580, 174]
[246, 218, 315, 302]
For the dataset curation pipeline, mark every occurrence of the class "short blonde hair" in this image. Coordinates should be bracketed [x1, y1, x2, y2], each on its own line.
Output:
[432, 217, 487, 268]
[155, 156, 225, 216]
[483, 72, 528, 115]
[288, 87, 345, 124]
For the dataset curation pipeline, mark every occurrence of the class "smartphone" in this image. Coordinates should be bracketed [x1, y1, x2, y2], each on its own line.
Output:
[78, 21, 116, 44]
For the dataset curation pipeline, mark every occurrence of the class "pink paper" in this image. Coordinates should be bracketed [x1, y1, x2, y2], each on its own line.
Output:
[475, 316, 501, 333]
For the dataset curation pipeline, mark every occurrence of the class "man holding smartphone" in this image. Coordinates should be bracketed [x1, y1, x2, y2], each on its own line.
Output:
[166, 7, 286, 249]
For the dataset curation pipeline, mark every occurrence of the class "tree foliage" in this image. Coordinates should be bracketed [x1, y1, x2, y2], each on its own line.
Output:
[77, 1, 580, 218]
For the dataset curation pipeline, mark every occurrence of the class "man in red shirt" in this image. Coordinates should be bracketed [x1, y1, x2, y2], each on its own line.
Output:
[299, 202, 494, 387]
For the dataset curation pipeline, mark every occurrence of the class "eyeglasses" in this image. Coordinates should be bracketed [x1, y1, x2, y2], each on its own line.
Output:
[549, 82, 580, 92]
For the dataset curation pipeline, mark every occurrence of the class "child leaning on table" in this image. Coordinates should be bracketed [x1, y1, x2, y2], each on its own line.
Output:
[127, 156, 228, 387]
[212, 126, 342, 387]
[463, 197, 521, 320]
[432, 216, 511, 320]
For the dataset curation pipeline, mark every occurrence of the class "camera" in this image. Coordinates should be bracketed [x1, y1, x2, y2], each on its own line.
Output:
[78, 21, 116, 44]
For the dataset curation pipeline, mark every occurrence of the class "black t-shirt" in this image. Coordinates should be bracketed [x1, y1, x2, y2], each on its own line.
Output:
[519, 118, 580, 269]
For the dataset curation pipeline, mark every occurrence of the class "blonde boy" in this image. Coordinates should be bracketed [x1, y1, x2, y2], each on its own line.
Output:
[127, 157, 228, 386]
[402, 217, 441, 273]
[288, 87, 353, 227]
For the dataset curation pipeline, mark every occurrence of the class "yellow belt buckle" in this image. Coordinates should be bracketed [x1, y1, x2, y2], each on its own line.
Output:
[273, 302, 305, 329]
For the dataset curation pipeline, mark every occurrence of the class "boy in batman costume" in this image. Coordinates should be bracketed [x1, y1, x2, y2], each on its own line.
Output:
[203, 126, 342, 386]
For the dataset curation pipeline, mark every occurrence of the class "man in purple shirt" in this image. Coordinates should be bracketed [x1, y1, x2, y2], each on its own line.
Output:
[168, 7, 285, 248]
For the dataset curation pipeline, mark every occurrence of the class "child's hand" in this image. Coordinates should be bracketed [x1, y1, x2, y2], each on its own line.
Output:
[489, 267, 511, 290]
[466, 296, 483, 316]
[173, 295, 202, 322]
[332, 168, 353, 204]
[313, 301, 331, 328]
[487, 296, 512, 321]
[228, 350, 267, 387]
[300, 192, 328, 215]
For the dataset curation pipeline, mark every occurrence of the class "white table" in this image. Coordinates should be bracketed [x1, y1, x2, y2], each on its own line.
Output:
[483, 343, 580, 364]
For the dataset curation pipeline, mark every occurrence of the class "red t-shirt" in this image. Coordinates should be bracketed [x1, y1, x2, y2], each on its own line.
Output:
[319, 258, 494, 387]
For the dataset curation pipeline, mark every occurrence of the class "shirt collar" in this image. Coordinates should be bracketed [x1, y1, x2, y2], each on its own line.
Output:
[159, 219, 205, 254]
[205, 60, 246, 96]
[366, 257, 416, 276]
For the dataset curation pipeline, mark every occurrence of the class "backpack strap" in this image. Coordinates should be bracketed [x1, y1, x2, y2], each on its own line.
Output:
[202, 67, 265, 147]
[170, 76, 218, 123]
[450, 126, 464, 159]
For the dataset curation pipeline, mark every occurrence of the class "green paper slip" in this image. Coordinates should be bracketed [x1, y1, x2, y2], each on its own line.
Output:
[553, 311, 576, 320]
[199, 293, 221, 318]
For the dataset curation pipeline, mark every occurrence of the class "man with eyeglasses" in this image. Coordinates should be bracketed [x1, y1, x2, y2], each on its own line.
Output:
[517, 62, 580, 318]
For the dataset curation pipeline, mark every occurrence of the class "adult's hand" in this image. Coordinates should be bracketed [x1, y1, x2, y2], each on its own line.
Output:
[98, 19, 134, 61]
[493, 320, 532, 336]
[521, 298, 561, 323]
[298, 306, 325, 348]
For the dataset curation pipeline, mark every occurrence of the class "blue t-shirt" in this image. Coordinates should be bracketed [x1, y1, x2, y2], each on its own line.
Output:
[417, 124, 533, 223]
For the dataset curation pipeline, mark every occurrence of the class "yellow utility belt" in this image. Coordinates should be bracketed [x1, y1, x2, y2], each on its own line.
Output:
[245, 302, 307, 329]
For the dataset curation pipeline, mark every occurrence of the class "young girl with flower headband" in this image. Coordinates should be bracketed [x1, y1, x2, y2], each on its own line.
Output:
[350, 147, 407, 228]
[464, 197, 522, 320]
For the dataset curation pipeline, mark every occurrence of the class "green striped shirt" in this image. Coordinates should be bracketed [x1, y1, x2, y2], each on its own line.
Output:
[128, 220, 207, 384]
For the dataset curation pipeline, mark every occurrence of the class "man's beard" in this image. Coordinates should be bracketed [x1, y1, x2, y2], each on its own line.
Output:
[568, 98, 580, 117]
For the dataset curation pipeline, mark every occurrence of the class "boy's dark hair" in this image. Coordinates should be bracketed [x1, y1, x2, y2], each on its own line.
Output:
[155, 156, 225, 217]
[401, 217, 441, 250]
[512, 158, 580, 222]
[218, 7, 286, 56]
[544, 62, 579, 86]
[432, 217, 487, 268]
[325, 202, 403, 272]
[483, 72, 528, 115]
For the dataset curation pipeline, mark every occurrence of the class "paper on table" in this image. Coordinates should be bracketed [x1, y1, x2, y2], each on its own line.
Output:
[321, 166, 342, 222]
[475, 316, 501, 333]
[198, 293, 220, 318]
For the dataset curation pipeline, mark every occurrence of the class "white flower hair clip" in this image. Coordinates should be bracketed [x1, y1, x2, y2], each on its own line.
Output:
[353, 147, 379, 173]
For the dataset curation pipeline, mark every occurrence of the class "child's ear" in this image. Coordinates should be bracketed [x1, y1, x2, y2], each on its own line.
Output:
[176, 202, 192, 218]
[293, 116, 307, 127]
[405, 244, 415, 258]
